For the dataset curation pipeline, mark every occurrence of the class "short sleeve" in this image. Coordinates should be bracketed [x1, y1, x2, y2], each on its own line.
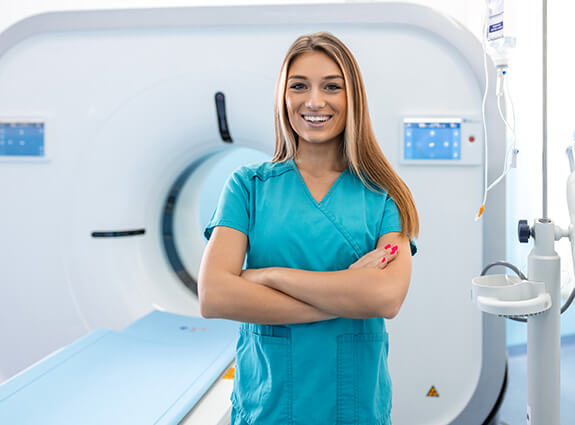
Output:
[378, 194, 402, 237]
[203, 168, 250, 241]
[378, 194, 417, 256]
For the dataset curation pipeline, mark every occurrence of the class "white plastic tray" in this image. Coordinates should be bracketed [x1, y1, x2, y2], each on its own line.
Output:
[472, 274, 552, 317]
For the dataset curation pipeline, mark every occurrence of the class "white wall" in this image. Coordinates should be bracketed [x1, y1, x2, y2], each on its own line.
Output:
[1, 0, 574, 344]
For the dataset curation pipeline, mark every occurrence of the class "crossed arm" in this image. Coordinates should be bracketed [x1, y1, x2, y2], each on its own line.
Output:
[197, 226, 412, 324]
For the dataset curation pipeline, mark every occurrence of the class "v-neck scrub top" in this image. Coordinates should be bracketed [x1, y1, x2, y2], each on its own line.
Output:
[204, 158, 414, 425]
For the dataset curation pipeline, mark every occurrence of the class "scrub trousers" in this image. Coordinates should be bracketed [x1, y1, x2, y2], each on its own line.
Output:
[230, 407, 249, 425]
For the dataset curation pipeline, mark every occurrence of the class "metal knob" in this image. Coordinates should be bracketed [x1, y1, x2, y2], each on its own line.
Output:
[518, 219, 531, 243]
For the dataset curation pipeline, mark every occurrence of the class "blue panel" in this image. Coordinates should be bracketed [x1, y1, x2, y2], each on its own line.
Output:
[0, 122, 45, 157]
[0, 330, 111, 400]
[404, 121, 461, 160]
[0, 311, 239, 425]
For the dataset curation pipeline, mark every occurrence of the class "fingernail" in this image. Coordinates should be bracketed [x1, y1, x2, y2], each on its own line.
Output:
[384, 244, 391, 250]
[381, 257, 387, 263]
[391, 246, 398, 254]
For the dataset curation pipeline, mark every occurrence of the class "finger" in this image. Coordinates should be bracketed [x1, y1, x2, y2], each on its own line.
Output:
[356, 248, 394, 270]
[349, 250, 382, 269]
[383, 244, 400, 255]
[382, 244, 399, 257]
[387, 246, 399, 262]
[371, 254, 390, 270]
[376, 247, 399, 269]
[349, 245, 399, 270]
[378, 256, 389, 269]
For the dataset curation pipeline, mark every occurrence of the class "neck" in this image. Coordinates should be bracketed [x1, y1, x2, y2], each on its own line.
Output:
[294, 137, 347, 175]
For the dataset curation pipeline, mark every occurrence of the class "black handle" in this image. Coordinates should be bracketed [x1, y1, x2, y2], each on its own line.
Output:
[91, 229, 146, 238]
[215, 91, 233, 143]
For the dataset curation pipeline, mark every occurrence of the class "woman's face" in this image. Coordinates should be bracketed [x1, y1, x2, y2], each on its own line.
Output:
[285, 50, 347, 147]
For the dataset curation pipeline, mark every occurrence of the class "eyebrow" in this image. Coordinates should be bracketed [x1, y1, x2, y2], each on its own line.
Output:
[287, 75, 344, 80]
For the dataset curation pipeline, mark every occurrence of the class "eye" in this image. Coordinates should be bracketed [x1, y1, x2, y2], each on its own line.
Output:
[325, 84, 342, 91]
[289, 83, 307, 90]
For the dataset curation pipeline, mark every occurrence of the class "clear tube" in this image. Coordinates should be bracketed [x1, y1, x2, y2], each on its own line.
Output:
[476, 10, 490, 222]
[485, 72, 518, 193]
[476, 0, 517, 221]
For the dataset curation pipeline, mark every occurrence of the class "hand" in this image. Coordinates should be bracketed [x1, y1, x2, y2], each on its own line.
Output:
[240, 268, 270, 286]
[348, 244, 398, 270]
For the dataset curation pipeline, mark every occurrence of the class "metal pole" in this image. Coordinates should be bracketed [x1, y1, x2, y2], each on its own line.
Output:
[527, 219, 561, 424]
[542, 0, 548, 218]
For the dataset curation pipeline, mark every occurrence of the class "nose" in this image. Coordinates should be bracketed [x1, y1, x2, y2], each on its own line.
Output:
[305, 87, 326, 110]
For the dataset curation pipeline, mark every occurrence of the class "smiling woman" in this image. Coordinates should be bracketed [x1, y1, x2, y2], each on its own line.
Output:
[285, 51, 347, 150]
[198, 32, 419, 425]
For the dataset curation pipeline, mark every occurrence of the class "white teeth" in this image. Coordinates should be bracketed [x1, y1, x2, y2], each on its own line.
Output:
[303, 115, 331, 122]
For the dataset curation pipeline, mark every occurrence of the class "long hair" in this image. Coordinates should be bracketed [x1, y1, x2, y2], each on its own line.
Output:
[273, 32, 419, 239]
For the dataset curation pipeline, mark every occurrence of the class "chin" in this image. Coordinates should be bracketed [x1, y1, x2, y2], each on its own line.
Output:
[303, 134, 340, 145]
[301, 137, 330, 144]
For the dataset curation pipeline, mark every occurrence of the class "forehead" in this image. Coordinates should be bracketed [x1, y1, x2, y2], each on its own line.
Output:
[288, 50, 342, 78]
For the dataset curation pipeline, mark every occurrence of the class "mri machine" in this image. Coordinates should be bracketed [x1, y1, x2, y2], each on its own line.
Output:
[0, 2, 508, 424]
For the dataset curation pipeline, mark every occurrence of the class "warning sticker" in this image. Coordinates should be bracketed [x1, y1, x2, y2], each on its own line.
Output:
[223, 367, 235, 380]
[426, 386, 439, 397]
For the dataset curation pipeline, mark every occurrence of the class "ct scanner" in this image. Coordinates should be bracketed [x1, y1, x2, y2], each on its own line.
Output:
[0, 3, 508, 424]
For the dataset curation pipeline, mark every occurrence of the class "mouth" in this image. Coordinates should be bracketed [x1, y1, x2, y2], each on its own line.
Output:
[301, 114, 333, 127]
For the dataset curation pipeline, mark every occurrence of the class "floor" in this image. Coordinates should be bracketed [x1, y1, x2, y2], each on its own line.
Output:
[497, 336, 575, 424]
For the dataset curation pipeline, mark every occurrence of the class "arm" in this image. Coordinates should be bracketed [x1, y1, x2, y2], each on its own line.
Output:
[198, 225, 336, 324]
[256, 232, 412, 319]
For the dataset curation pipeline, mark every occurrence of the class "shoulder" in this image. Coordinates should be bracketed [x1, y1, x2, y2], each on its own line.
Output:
[347, 171, 393, 202]
[232, 159, 294, 182]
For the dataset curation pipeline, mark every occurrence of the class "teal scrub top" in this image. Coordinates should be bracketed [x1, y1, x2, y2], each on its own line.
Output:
[204, 158, 415, 425]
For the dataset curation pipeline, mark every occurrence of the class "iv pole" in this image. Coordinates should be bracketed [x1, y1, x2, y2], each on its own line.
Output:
[473, 2, 568, 424]
[525, 2, 561, 424]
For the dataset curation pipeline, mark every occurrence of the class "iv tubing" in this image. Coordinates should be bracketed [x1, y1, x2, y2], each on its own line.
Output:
[487, 76, 518, 192]
[477, 13, 490, 221]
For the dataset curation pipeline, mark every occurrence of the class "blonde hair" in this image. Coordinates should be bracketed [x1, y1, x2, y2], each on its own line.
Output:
[273, 32, 419, 239]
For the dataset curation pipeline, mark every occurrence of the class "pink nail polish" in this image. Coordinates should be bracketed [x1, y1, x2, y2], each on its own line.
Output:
[381, 257, 387, 263]
[384, 244, 391, 250]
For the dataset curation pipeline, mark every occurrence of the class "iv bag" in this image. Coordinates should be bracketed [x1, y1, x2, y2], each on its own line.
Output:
[487, 0, 504, 42]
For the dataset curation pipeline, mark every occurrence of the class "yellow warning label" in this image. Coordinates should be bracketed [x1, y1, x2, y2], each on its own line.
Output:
[427, 386, 439, 397]
[223, 367, 235, 380]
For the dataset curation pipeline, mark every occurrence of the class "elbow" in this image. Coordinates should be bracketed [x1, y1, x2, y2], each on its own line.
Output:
[198, 269, 240, 319]
[199, 300, 216, 319]
[199, 296, 219, 319]
[198, 294, 214, 319]
[381, 302, 402, 320]
[197, 277, 220, 319]
[367, 296, 401, 319]
[375, 279, 409, 319]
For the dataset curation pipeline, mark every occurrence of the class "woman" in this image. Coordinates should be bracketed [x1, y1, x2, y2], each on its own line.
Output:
[199, 32, 419, 425]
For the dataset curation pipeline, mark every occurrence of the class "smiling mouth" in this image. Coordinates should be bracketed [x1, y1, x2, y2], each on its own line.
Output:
[302, 114, 333, 125]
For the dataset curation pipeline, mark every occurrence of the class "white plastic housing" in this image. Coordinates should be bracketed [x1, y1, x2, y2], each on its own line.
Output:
[472, 274, 551, 317]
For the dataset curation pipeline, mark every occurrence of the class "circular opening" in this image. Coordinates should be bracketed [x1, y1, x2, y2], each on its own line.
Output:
[162, 146, 270, 294]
